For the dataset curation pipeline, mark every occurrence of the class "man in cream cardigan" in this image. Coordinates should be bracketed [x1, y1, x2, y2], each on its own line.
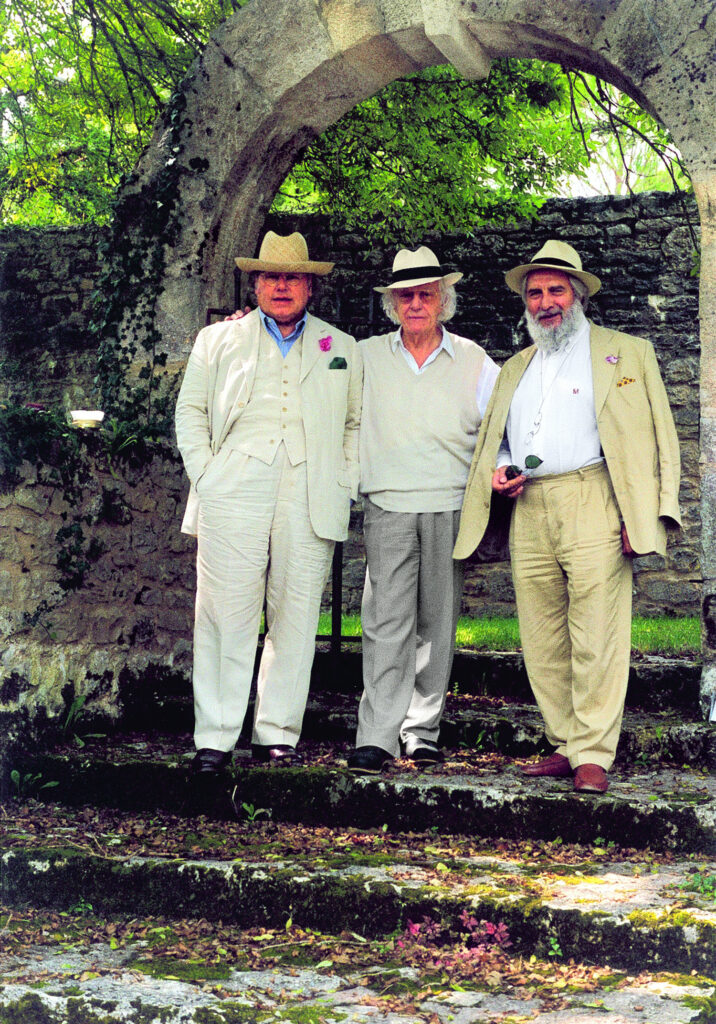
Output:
[175, 231, 362, 772]
[347, 247, 500, 775]
[454, 241, 681, 793]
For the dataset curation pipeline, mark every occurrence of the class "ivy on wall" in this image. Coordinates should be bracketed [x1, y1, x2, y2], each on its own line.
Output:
[92, 85, 194, 438]
[1, 82, 198, 605]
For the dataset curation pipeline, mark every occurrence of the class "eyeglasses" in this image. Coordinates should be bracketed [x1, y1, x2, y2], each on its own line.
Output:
[259, 273, 307, 286]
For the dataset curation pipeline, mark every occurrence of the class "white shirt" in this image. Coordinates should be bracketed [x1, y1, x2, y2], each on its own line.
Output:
[498, 318, 603, 477]
[392, 328, 500, 419]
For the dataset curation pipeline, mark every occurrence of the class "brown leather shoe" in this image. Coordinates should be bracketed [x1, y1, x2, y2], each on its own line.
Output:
[573, 763, 609, 793]
[521, 753, 571, 778]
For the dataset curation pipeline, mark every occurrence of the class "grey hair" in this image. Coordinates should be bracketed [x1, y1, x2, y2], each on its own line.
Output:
[381, 280, 458, 325]
[521, 270, 589, 311]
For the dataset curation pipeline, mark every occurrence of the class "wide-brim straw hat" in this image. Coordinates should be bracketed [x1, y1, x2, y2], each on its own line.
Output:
[374, 245, 463, 293]
[235, 231, 334, 275]
[504, 240, 601, 296]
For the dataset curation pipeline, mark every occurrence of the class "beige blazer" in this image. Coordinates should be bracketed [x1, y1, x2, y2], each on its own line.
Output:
[454, 322, 682, 561]
[175, 309, 362, 541]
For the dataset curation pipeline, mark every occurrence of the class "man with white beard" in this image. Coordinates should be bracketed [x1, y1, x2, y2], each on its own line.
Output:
[453, 241, 681, 793]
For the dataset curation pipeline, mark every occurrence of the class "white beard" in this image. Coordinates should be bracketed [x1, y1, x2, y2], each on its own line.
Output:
[525, 300, 587, 354]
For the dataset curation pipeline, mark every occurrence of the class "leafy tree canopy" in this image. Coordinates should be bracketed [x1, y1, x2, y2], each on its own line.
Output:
[274, 63, 691, 243]
[0, 0, 243, 224]
[0, 0, 690, 238]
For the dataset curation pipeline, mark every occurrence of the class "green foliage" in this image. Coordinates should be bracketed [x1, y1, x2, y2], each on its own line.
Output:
[241, 802, 272, 823]
[1, 0, 692, 240]
[0, 404, 78, 486]
[274, 61, 693, 245]
[9, 769, 59, 799]
[680, 872, 716, 902]
[566, 72, 691, 197]
[274, 61, 589, 243]
[0, 0, 247, 225]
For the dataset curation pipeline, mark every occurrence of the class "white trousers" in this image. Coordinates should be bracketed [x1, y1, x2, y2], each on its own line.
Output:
[192, 446, 334, 751]
[357, 499, 464, 757]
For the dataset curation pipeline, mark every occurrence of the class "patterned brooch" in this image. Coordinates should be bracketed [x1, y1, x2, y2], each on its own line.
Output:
[606, 355, 619, 364]
[318, 336, 332, 352]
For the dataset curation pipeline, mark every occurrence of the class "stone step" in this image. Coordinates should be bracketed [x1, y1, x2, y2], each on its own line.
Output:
[116, 652, 703, 737]
[2, 955, 712, 1024]
[9, 735, 716, 853]
[80, 695, 716, 769]
[2, 805, 715, 978]
[299, 696, 716, 768]
[2, 943, 713, 1024]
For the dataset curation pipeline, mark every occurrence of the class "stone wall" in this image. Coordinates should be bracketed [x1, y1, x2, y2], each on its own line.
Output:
[0, 226, 106, 409]
[0, 192, 702, 732]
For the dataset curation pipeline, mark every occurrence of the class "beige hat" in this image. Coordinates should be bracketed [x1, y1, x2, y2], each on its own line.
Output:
[504, 240, 601, 296]
[235, 231, 334, 275]
[374, 245, 463, 293]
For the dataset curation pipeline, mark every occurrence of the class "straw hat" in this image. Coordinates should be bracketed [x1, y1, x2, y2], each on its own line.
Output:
[374, 245, 463, 293]
[504, 240, 601, 296]
[235, 231, 334, 275]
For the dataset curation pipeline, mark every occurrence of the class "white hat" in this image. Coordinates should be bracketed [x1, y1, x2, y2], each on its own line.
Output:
[504, 239, 601, 296]
[374, 245, 463, 293]
[236, 231, 334, 276]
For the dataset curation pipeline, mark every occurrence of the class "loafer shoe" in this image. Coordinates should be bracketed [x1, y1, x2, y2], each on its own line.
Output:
[408, 745, 444, 766]
[521, 753, 571, 778]
[192, 748, 232, 773]
[574, 763, 609, 793]
[251, 744, 304, 766]
[346, 745, 393, 775]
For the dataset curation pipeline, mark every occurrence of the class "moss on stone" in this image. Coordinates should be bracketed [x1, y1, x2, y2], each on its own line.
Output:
[129, 956, 232, 981]
[629, 907, 716, 939]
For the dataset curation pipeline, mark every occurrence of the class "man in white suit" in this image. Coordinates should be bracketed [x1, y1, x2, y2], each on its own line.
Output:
[175, 231, 362, 772]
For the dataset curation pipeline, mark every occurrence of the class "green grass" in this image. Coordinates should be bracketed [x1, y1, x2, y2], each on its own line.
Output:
[317, 614, 700, 656]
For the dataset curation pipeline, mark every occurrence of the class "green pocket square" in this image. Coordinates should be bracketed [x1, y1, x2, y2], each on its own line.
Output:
[329, 356, 347, 369]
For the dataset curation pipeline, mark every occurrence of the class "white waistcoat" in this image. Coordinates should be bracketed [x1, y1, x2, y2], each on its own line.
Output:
[224, 328, 307, 465]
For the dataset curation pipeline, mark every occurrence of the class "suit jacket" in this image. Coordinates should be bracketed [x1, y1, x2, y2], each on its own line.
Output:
[453, 322, 682, 561]
[175, 308, 362, 541]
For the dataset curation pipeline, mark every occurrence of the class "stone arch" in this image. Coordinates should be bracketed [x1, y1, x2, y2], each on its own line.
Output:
[123, 0, 716, 712]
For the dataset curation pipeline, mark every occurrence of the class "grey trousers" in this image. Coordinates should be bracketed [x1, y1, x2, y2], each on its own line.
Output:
[356, 498, 464, 757]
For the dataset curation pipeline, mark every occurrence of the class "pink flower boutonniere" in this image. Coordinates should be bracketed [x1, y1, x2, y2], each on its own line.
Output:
[606, 354, 619, 364]
[318, 335, 332, 352]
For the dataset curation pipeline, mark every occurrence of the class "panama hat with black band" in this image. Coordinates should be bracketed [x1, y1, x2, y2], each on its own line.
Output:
[374, 246, 463, 293]
[504, 239, 601, 297]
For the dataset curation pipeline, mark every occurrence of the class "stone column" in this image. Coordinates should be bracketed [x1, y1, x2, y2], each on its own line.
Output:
[694, 173, 716, 719]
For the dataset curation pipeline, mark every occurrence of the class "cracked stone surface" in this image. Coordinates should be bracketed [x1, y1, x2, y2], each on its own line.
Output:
[0, 941, 710, 1023]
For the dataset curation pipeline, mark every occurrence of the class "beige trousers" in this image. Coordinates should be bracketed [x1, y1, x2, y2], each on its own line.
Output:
[509, 462, 633, 770]
[192, 445, 334, 751]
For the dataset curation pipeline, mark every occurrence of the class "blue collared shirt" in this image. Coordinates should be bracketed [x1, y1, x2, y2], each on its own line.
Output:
[261, 312, 307, 356]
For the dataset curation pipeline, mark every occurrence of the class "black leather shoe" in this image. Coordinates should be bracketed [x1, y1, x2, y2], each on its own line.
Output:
[251, 744, 304, 766]
[346, 745, 393, 775]
[409, 745, 444, 766]
[192, 748, 232, 773]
